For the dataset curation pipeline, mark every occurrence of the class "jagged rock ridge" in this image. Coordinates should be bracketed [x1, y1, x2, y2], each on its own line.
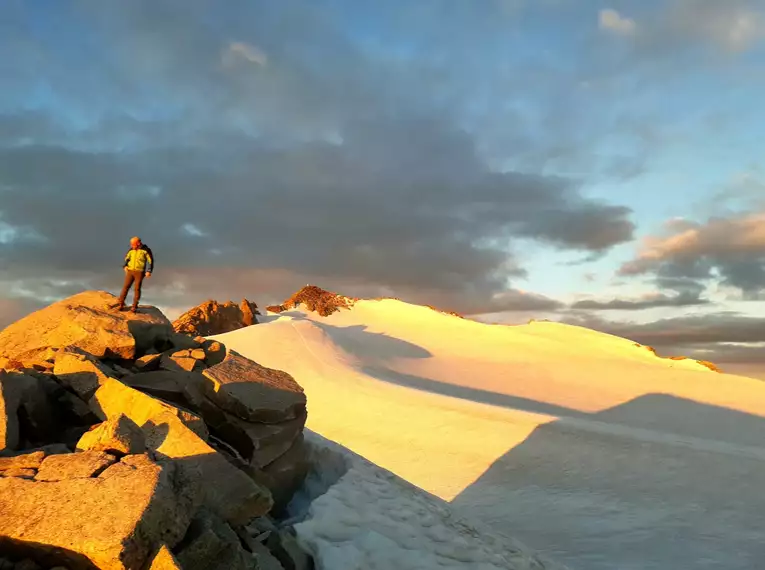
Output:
[172, 298, 260, 337]
[266, 284, 466, 321]
[0, 290, 313, 570]
[266, 285, 357, 317]
[632, 342, 722, 373]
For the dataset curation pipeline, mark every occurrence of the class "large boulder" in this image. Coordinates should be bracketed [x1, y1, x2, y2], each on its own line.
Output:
[254, 433, 309, 515]
[0, 347, 58, 373]
[0, 453, 194, 570]
[174, 510, 256, 570]
[240, 300, 260, 326]
[172, 298, 259, 337]
[202, 350, 306, 424]
[53, 348, 119, 401]
[0, 450, 45, 472]
[35, 450, 118, 481]
[76, 414, 146, 456]
[167, 333, 201, 351]
[0, 371, 58, 453]
[146, 545, 183, 570]
[0, 371, 36, 452]
[122, 367, 307, 467]
[208, 408, 307, 470]
[159, 349, 205, 374]
[200, 339, 226, 367]
[89, 377, 209, 441]
[119, 370, 202, 403]
[0, 291, 172, 361]
[14, 374, 62, 448]
[53, 388, 101, 435]
[0, 291, 316, 568]
[90, 379, 273, 524]
[136, 352, 162, 372]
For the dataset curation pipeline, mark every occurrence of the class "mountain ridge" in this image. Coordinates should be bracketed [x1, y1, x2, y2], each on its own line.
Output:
[212, 295, 765, 569]
[261, 284, 723, 373]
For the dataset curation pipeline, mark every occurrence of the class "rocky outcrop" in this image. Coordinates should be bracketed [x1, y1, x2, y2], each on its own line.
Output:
[266, 285, 356, 317]
[172, 299, 260, 337]
[91, 378, 272, 525]
[0, 291, 312, 570]
[35, 450, 118, 481]
[0, 291, 172, 362]
[201, 350, 306, 424]
[174, 509, 256, 570]
[75, 414, 146, 456]
[52, 349, 118, 401]
[0, 371, 37, 451]
[0, 452, 193, 570]
[0, 371, 59, 451]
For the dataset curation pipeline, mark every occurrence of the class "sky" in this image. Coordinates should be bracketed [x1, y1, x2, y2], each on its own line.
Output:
[1, 0, 764, 378]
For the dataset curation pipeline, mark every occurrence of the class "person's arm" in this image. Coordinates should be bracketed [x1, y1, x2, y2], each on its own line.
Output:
[124, 250, 130, 271]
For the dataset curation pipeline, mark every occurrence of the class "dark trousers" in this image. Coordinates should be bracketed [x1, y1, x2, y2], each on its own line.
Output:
[118, 270, 145, 307]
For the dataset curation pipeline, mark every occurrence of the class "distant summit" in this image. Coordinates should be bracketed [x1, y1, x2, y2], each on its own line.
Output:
[266, 285, 357, 317]
[267, 284, 465, 320]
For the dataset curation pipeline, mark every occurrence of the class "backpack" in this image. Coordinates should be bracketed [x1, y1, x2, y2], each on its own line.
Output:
[141, 244, 155, 271]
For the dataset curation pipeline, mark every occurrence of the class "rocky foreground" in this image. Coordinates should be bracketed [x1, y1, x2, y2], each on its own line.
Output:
[0, 291, 312, 570]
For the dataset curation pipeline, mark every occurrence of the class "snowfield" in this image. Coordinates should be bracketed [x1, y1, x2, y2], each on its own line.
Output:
[284, 431, 566, 570]
[212, 299, 765, 570]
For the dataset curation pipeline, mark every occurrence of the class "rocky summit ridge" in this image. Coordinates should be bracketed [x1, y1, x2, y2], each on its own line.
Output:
[266, 285, 357, 318]
[172, 298, 260, 338]
[0, 290, 313, 570]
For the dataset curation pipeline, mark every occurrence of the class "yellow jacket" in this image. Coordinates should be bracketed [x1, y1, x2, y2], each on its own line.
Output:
[124, 246, 153, 272]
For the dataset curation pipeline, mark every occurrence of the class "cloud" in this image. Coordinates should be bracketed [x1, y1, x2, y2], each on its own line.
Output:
[702, 343, 765, 365]
[563, 311, 765, 346]
[0, 296, 47, 330]
[462, 289, 565, 314]
[622, 0, 765, 57]
[569, 291, 709, 311]
[590, 0, 765, 78]
[560, 310, 765, 377]
[599, 9, 636, 36]
[665, 0, 764, 53]
[223, 42, 268, 67]
[705, 170, 765, 215]
[0, 1, 636, 319]
[0, 125, 633, 303]
[181, 223, 206, 237]
[620, 212, 765, 298]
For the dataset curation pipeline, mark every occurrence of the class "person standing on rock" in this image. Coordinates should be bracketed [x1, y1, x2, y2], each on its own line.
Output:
[117, 236, 153, 312]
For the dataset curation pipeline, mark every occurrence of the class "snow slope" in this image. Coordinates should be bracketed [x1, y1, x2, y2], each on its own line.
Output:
[213, 299, 765, 570]
[284, 430, 566, 570]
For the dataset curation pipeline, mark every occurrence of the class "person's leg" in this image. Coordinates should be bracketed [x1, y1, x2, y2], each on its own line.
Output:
[131, 271, 145, 310]
[117, 271, 135, 308]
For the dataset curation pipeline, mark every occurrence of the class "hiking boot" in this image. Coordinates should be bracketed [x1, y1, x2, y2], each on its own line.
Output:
[129, 305, 137, 313]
